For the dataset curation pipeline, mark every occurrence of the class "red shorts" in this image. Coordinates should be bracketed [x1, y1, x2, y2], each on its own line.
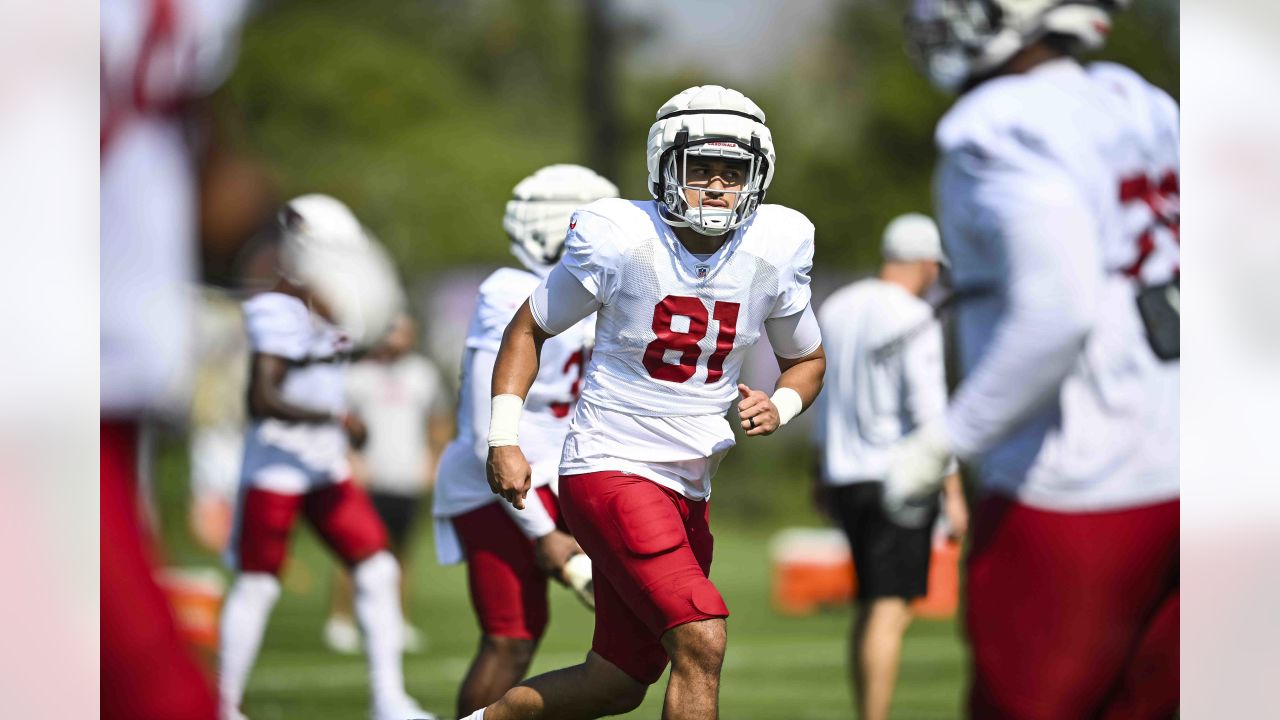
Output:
[966, 495, 1179, 720]
[230, 480, 388, 574]
[101, 421, 217, 720]
[558, 471, 729, 685]
[453, 486, 565, 640]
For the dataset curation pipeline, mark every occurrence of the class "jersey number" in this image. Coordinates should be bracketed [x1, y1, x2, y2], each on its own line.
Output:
[549, 348, 587, 419]
[1121, 170, 1179, 278]
[642, 295, 740, 384]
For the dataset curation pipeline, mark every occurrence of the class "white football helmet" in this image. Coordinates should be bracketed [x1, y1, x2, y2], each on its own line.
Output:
[504, 164, 619, 274]
[277, 194, 405, 348]
[905, 0, 1128, 92]
[278, 194, 371, 282]
[647, 85, 775, 236]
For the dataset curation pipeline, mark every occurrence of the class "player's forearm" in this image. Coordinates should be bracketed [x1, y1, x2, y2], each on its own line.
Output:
[248, 384, 336, 424]
[776, 346, 826, 410]
[943, 472, 964, 501]
[946, 265, 1096, 458]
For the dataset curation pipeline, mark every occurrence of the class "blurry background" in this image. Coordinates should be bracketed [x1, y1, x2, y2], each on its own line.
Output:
[147, 0, 1179, 717]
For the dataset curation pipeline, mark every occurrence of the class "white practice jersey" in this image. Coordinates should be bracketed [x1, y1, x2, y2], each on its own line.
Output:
[239, 292, 353, 494]
[814, 279, 949, 485]
[935, 59, 1179, 511]
[554, 199, 815, 500]
[433, 268, 594, 519]
[101, 0, 249, 417]
[346, 354, 447, 496]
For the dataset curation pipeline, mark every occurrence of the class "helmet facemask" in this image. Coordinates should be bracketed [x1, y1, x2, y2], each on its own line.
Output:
[505, 198, 584, 274]
[905, 0, 1124, 93]
[656, 133, 769, 237]
[905, 0, 1004, 93]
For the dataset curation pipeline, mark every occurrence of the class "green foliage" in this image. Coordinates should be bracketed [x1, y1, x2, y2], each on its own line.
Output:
[226, 0, 588, 270]
[226, 0, 1177, 277]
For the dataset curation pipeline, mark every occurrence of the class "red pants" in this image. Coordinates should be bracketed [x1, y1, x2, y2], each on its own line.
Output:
[559, 471, 728, 684]
[230, 480, 388, 575]
[453, 486, 565, 640]
[966, 495, 1179, 719]
[101, 421, 217, 720]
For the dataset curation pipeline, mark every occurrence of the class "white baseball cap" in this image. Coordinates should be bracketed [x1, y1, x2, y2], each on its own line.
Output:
[881, 212, 946, 265]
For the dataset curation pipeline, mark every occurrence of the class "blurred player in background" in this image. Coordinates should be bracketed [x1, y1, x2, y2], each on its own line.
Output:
[888, 1, 1179, 717]
[216, 194, 434, 720]
[472, 86, 826, 720]
[434, 164, 617, 718]
[101, 0, 261, 717]
[813, 213, 967, 720]
[324, 313, 453, 655]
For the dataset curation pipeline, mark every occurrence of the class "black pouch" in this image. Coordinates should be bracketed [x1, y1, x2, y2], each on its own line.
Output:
[1136, 279, 1179, 361]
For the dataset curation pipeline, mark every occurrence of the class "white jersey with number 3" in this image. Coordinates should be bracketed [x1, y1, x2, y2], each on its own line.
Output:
[935, 59, 1179, 511]
[556, 199, 814, 500]
[433, 268, 593, 519]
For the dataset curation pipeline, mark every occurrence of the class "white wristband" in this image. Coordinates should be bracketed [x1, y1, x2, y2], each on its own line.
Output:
[488, 394, 524, 447]
[771, 387, 804, 427]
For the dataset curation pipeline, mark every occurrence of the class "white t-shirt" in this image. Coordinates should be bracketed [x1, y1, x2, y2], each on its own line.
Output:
[813, 279, 949, 485]
[239, 292, 352, 493]
[345, 354, 447, 496]
[100, 0, 249, 417]
[541, 198, 816, 500]
[432, 268, 594, 519]
[935, 59, 1180, 511]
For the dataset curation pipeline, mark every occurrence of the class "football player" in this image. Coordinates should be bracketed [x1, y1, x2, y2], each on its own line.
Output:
[886, 1, 1180, 717]
[101, 1, 253, 718]
[469, 86, 827, 720]
[432, 164, 618, 717]
[216, 195, 434, 720]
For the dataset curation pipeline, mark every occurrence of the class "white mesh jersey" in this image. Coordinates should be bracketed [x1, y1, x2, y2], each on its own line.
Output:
[101, 0, 250, 417]
[239, 292, 353, 494]
[433, 268, 594, 519]
[935, 59, 1179, 511]
[556, 198, 814, 500]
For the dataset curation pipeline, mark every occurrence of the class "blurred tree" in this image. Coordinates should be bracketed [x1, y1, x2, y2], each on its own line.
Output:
[224, 0, 589, 271]
[224, 0, 1176, 278]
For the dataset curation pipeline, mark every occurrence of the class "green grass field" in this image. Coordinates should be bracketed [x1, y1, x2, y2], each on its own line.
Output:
[197, 517, 966, 719]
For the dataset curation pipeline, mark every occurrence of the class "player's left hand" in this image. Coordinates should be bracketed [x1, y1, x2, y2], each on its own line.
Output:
[883, 420, 954, 528]
[340, 412, 368, 449]
[737, 384, 779, 436]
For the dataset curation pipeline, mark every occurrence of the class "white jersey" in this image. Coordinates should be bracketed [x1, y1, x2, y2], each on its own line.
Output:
[101, 0, 249, 417]
[935, 59, 1179, 511]
[433, 268, 594, 518]
[557, 199, 815, 500]
[346, 354, 447, 496]
[814, 279, 949, 485]
[239, 292, 353, 493]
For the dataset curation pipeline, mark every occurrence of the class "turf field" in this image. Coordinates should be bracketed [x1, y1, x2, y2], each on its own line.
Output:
[193, 517, 966, 719]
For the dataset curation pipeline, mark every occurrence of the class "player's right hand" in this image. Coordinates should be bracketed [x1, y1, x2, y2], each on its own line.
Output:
[487, 444, 532, 509]
[534, 530, 582, 584]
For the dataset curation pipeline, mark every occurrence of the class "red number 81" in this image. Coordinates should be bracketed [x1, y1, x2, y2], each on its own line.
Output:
[642, 295, 740, 384]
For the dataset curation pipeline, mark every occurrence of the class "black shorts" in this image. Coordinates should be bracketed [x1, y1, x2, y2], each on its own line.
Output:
[831, 482, 937, 602]
[367, 490, 423, 553]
